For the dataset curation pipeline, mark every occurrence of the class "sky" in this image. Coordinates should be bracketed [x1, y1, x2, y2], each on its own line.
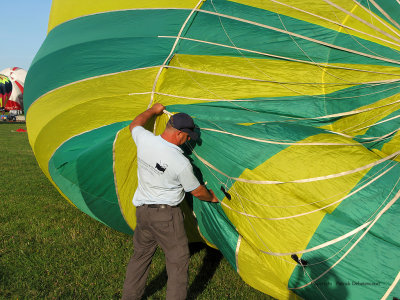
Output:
[1, 1, 52, 72]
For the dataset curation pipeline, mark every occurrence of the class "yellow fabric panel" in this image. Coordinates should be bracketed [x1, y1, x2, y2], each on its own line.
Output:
[48, 0, 201, 32]
[223, 132, 376, 254]
[321, 93, 400, 137]
[237, 236, 302, 300]
[26, 68, 160, 181]
[229, 0, 400, 51]
[27, 68, 158, 152]
[159, 54, 399, 104]
[113, 113, 169, 231]
[113, 127, 138, 231]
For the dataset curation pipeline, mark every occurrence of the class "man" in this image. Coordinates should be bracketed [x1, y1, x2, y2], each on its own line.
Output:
[122, 103, 218, 300]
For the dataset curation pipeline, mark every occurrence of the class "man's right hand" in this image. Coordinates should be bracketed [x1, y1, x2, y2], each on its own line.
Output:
[129, 103, 166, 131]
[151, 103, 165, 115]
[191, 185, 219, 203]
[208, 189, 219, 203]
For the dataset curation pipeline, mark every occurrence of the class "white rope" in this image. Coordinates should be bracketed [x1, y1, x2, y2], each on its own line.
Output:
[381, 271, 400, 300]
[225, 158, 396, 208]
[330, 10, 398, 63]
[210, 0, 353, 108]
[290, 188, 400, 290]
[219, 163, 395, 221]
[207, 155, 399, 260]
[194, 8, 400, 65]
[200, 127, 363, 146]
[173, 55, 261, 114]
[341, 101, 400, 134]
[352, 0, 400, 39]
[147, 81, 400, 103]
[189, 145, 400, 273]
[353, 114, 400, 131]
[163, 64, 394, 85]
[159, 35, 400, 76]
[193, 149, 400, 184]
[148, 0, 204, 108]
[323, 0, 400, 43]
[267, 0, 400, 47]
[364, 0, 400, 31]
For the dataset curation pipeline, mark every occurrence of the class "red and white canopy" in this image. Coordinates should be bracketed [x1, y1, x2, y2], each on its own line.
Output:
[0, 67, 27, 111]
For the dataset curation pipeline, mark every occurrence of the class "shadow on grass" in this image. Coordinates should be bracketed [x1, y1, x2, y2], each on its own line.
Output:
[142, 243, 222, 299]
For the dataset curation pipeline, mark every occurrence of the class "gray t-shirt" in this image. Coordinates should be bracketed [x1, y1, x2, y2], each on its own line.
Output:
[131, 126, 200, 206]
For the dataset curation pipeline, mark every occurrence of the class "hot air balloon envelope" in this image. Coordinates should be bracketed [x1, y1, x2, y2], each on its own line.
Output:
[24, 1, 400, 299]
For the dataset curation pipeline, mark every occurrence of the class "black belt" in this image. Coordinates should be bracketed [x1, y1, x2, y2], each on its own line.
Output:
[146, 204, 178, 209]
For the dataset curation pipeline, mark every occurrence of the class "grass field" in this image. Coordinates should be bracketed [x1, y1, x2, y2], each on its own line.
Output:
[0, 123, 273, 299]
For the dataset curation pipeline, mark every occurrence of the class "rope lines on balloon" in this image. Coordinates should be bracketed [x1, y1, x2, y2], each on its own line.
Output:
[190, 8, 400, 64]
[381, 271, 400, 300]
[172, 56, 262, 113]
[203, 158, 397, 221]
[159, 2, 400, 108]
[198, 124, 398, 146]
[274, 3, 400, 117]
[148, 0, 205, 109]
[158, 7, 400, 104]
[192, 143, 400, 184]
[289, 187, 400, 290]
[207, 0, 392, 125]
[331, 9, 400, 60]
[195, 108, 399, 145]
[209, 0, 361, 105]
[337, 102, 400, 134]
[164, 64, 380, 86]
[158, 35, 400, 78]
[205, 157, 399, 262]
[354, 0, 400, 33]
[322, 0, 400, 43]
[218, 159, 397, 209]
[162, 54, 400, 105]
[156, 1, 400, 113]
[352, 115, 400, 133]
[153, 80, 400, 101]
[266, 0, 400, 47]
[190, 139, 400, 283]
[188, 147, 400, 286]
[156, 38, 400, 105]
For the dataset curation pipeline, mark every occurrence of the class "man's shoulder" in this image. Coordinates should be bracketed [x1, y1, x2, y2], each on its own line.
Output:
[131, 126, 155, 142]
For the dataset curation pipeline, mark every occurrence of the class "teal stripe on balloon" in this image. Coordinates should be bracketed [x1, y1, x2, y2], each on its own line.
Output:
[178, 0, 400, 66]
[24, 9, 193, 112]
[49, 121, 133, 234]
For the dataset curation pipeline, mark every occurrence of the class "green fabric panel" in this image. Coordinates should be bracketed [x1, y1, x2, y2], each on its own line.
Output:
[193, 199, 239, 269]
[49, 122, 133, 234]
[177, 0, 400, 66]
[288, 163, 400, 299]
[24, 9, 191, 112]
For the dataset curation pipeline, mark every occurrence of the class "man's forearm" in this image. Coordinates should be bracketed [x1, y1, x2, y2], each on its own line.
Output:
[129, 104, 165, 131]
[191, 185, 218, 203]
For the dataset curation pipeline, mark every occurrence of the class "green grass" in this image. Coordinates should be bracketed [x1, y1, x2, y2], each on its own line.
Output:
[0, 123, 273, 299]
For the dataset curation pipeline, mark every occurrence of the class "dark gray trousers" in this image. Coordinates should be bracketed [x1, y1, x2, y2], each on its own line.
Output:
[122, 205, 189, 300]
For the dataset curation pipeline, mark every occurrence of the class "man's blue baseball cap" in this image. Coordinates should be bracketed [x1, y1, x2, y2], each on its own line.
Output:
[168, 113, 199, 141]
